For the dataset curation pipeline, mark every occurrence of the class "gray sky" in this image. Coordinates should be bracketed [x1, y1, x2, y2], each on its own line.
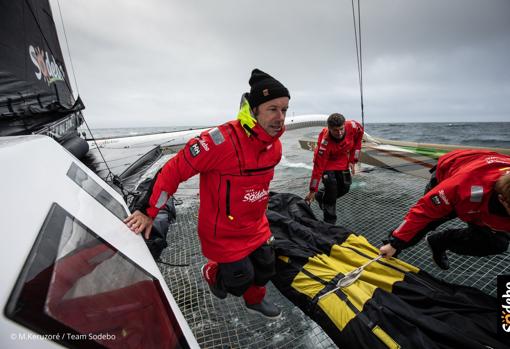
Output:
[51, 0, 510, 127]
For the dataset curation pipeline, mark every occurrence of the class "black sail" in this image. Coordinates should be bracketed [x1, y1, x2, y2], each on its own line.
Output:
[0, 0, 84, 138]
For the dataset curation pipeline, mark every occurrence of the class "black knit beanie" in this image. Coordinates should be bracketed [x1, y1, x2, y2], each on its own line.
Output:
[247, 69, 290, 109]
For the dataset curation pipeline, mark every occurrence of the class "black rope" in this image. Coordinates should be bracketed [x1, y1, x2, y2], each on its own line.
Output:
[156, 259, 190, 267]
[81, 117, 119, 184]
[351, 0, 365, 128]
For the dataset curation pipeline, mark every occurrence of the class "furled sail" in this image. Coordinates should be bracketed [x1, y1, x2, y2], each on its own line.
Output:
[0, 0, 84, 141]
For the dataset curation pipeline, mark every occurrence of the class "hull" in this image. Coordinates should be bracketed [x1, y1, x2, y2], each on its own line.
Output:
[300, 133, 510, 179]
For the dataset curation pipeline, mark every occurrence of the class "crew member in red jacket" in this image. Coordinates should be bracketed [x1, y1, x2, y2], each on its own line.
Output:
[124, 69, 290, 319]
[380, 150, 510, 269]
[304, 113, 364, 224]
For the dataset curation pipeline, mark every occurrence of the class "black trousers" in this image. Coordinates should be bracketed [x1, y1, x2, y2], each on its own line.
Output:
[410, 167, 510, 256]
[216, 243, 276, 297]
[440, 224, 509, 256]
[318, 170, 352, 224]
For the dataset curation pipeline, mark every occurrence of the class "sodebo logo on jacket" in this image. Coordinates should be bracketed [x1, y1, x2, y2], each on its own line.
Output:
[243, 189, 269, 203]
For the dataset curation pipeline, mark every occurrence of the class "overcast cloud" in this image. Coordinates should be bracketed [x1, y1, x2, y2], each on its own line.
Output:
[50, 0, 510, 127]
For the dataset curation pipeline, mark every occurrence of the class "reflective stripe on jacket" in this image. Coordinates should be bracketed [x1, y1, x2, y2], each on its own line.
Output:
[146, 113, 283, 262]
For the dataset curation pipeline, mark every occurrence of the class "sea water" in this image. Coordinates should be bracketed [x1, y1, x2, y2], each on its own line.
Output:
[87, 122, 509, 193]
[88, 122, 510, 148]
[365, 122, 510, 149]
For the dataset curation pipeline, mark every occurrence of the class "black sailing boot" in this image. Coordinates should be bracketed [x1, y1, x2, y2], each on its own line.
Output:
[323, 203, 337, 224]
[425, 232, 450, 270]
[245, 299, 282, 319]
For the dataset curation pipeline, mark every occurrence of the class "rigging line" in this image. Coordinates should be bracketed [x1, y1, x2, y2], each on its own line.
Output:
[94, 142, 175, 150]
[358, 0, 365, 128]
[90, 135, 180, 149]
[351, 0, 365, 127]
[351, 0, 361, 89]
[86, 153, 146, 166]
[82, 117, 117, 183]
[52, 2, 120, 191]
[55, 0, 80, 97]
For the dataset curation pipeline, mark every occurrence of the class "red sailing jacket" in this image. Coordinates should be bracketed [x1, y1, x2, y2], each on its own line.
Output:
[309, 120, 364, 192]
[145, 120, 283, 263]
[392, 150, 510, 243]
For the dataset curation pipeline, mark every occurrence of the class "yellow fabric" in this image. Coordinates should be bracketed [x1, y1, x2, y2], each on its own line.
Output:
[237, 96, 256, 136]
[278, 255, 289, 263]
[290, 254, 359, 328]
[331, 234, 419, 294]
[289, 234, 421, 333]
[372, 326, 401, 349]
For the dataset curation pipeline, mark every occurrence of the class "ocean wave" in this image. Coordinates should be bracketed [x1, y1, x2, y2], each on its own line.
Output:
[365, 122, 509, 149]
[278, 155, 313, 170]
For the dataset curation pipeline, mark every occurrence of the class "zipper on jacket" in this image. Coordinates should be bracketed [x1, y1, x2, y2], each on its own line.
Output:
[213, 180, 222, 238]
[244, 163, 277, 173]
[226, 180, 234, 221]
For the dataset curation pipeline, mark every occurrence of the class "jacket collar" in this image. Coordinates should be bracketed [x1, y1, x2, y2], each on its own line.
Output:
[236, 93, 284, 145]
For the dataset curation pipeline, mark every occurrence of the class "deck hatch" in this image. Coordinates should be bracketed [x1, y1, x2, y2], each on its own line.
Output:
[4, 203, 190, 349]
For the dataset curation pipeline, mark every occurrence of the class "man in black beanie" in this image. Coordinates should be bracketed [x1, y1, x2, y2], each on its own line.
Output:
[125, 68, 290, 319]
[236, 68, 290, 137]
[248, 69, 290, 111]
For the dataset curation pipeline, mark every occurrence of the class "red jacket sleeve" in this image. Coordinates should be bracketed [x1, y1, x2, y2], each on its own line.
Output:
[391, 178, 458, 243]
[309, 131, 330, 192]
[349, 121, 364, 164]
[145, 130, 225, 218]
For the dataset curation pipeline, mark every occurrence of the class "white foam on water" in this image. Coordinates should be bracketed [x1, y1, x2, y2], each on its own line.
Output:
[278, 155, 313, 170]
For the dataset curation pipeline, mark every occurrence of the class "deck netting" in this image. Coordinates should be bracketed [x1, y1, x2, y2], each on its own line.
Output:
[158, 165, 509, 348]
